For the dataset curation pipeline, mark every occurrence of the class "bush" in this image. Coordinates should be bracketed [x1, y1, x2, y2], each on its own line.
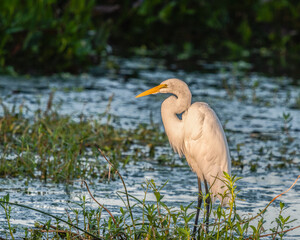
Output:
[0, 0, 109, 74]
[1, 0, 300, 75]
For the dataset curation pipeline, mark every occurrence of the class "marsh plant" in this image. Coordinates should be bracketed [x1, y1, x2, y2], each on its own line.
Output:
[0, 96, 168, 182]
[1, 164, 299, 239]
[0, 94, 298, 183]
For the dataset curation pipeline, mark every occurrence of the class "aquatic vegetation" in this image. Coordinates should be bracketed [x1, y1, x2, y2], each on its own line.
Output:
[1, 157, 299, 239]
[232, 110, 299, 173]
[293, 92, 300, 109]
[0, 86, 299, 182]
[0, 96, 168, 182]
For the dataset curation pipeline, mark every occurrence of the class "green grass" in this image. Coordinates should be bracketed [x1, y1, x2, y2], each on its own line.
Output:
[0, 95, 169, 182]
[0, 91, 298, 181]
[1, 170, 299, 239]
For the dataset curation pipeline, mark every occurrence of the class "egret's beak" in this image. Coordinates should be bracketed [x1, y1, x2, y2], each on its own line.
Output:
[136, 84, 167, 98]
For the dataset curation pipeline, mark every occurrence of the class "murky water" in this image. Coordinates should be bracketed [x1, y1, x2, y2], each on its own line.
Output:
[0, 57, 299, 238]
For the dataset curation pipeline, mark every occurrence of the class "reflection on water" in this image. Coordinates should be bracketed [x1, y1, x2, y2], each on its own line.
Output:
[0, 57, 299, 238]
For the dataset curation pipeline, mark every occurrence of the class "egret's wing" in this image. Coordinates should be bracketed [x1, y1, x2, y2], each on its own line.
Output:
[183, 102, 231, 204]
[183, 103, 205, 141]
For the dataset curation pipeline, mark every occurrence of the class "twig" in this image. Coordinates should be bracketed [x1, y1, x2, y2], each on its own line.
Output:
[45, 91, 54, 115]
[243, 174, 300, 224]
[207, 175, 300, 228]
[243, 175, 300, 239]
[97, 148, 136, 232]
[29, 226, 84, 240]
[82, 180, 117, 225]
[108, 164, 111, 182]
[29, 229, 70, 233]
[245, 224, 300, 240]
[46, 223, 86, 239]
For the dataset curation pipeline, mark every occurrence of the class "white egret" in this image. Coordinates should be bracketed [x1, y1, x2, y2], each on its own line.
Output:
[136, 78, 231, 235]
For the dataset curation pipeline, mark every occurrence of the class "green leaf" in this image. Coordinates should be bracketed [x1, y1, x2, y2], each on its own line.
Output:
[250, 225, 257, 234]
[279, 202, 285, 210]
[154, 191, 161, 202]
[236, 222, 243, 235]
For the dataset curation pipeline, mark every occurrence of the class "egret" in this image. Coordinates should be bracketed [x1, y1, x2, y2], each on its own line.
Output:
[136, 78, 231, 235]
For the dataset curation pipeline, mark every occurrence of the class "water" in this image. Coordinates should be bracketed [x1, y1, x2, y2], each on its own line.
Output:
[0, 57, 299, 238]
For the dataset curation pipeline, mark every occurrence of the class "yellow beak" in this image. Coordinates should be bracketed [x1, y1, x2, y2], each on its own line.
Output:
[135, 84, 167, 98]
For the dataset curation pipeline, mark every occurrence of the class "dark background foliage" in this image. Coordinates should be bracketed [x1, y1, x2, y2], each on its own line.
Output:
[0, 0, 300, 77]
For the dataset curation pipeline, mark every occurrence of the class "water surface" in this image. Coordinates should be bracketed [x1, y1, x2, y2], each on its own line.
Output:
[0, 57, 299, 238]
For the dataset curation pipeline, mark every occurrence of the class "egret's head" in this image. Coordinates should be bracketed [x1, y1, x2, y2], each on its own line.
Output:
[135, 78, 188, 98]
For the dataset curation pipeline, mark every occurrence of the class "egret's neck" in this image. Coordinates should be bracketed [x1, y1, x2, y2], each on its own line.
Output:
[161, 91, 191, 155]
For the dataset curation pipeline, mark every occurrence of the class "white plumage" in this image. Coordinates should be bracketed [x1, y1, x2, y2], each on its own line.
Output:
[136, 78, 231, 232]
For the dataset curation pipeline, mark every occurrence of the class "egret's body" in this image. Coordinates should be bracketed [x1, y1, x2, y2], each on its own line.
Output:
[136, 78, 231, 234]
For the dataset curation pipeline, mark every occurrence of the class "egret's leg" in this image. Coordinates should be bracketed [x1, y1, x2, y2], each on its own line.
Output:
[192, 177, 202, 236]
[204, 179, 210, 233]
